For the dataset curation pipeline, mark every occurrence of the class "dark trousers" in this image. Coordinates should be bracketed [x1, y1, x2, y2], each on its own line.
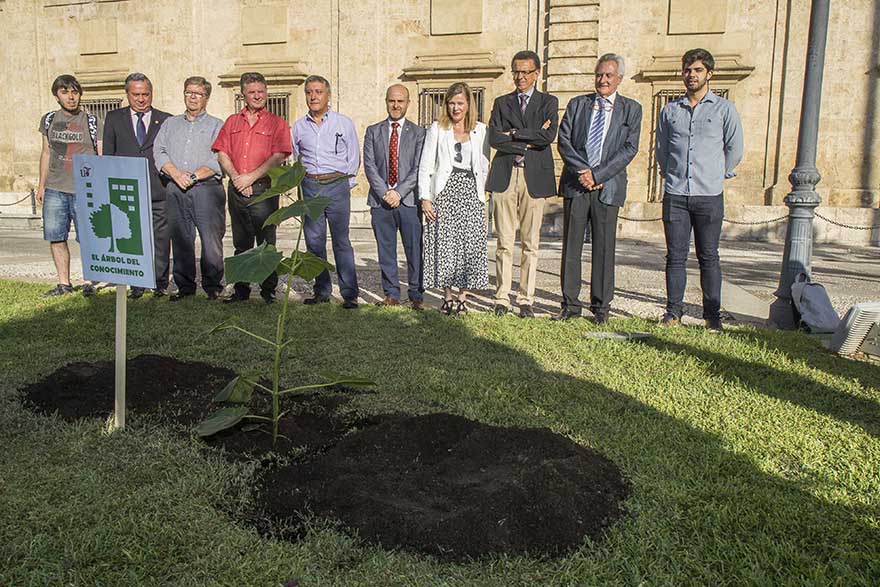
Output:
[151, 198, 170, 290]
[371, 203, 423, 301]
[227, 179, 278, 298]
[302, 177, 359, 300]
[560, 191, 619, 315]
[168, 180, 226, 296]
[662, 193, 724, 320]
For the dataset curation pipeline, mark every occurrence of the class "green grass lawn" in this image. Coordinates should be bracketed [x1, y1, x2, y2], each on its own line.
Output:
[1, 278, 878, 586]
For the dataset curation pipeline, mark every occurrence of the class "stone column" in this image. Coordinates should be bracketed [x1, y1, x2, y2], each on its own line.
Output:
[768, 0, 830, 330]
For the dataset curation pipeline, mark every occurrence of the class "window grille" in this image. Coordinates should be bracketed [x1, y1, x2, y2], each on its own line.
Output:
[81, 98, 123, 126]
[418, 87, 485, 127]
[234, 92, 291, 122]
[648, 88, 729, 202]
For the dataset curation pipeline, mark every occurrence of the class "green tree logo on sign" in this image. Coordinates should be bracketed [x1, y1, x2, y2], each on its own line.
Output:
[89, 178, 143, 255]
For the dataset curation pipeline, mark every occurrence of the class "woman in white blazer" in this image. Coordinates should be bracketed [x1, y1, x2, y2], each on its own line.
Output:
[418, 82, 491, 315]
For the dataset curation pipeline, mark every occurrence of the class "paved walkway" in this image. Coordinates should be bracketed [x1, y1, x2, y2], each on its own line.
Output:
[1, 227, 876, 326]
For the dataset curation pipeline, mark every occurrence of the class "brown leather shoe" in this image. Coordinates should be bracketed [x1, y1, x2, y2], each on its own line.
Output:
[410, 300, 424, 311]
[375, 297, 400, 307]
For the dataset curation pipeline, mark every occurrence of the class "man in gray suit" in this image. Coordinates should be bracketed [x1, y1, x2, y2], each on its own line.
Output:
[363, 84, 427, 309]
[555, 53, 642, 323]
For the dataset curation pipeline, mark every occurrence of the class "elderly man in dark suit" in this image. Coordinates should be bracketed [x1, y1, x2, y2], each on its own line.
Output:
[555, 53, 642, 324]
[102, 72, 171, 298]
[363, 84, 427, 309]
[487, 50, 559, 318]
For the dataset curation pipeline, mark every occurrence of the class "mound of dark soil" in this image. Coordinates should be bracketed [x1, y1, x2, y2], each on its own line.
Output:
[20, 355, 354, 457]
[261, 412, 630, 560]
[22, 356, 631, 559]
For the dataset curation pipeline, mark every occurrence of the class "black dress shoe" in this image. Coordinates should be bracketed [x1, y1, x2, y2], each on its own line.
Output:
[303, 295, 331, 305]
[206, 291, 220, 301]
[262, 293, 276, 305]
[520, 305, 535, 319]
[552, 309, 581, 321]
[128, 286, 145, 299]
[152, 288, 167, 298]
[493, 304, 509, 317]
[169, 292, 195, 302]
[223, 292, 250, 304]
[593, 313, 609, 325]
[342, 298, 359, 309]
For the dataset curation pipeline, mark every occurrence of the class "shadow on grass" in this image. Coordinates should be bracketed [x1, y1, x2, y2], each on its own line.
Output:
[637, 329, 880, 439]
[0, 279, 878, 585]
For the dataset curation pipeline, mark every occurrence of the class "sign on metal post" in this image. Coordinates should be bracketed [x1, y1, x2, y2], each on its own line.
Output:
[73, 155, 155, 429]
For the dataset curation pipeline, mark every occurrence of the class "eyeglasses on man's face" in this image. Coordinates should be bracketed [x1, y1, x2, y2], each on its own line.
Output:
[184, 91, 207, 98]
[512, 69, 537, 78]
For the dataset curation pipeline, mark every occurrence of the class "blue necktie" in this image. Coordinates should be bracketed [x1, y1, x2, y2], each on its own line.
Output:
[586, 97, 607, 167]
[136, 112, 147, 146]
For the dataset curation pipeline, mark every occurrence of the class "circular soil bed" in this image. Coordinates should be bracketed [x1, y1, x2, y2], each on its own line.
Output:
[20, 354, 355, 457]
[22, 356, 631, 559]
[261, 412, 630, 560]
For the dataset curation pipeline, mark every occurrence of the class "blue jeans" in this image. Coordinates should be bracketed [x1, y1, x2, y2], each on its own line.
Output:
[302, 177, 359, 300]
[662, 193, 724, 320]
[42, 188, 80, 242]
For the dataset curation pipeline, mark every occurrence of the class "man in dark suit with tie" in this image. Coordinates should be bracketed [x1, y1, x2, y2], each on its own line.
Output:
[487, 50, 559, 318]
[102, 72, 171, 298]
[363, 84, 427, 309]
[555, 54, 642, 323]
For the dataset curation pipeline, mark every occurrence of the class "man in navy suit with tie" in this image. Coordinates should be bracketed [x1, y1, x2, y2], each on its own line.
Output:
[555, 54, 642, 323]
[363, 84, 427, 309]
[102, 73, 171, 298]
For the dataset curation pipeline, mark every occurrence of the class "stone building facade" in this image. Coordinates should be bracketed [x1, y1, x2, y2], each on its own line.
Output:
[1, 0, 877, 224]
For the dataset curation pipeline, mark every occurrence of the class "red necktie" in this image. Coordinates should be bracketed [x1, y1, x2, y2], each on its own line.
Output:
[389, 122, 399, 187]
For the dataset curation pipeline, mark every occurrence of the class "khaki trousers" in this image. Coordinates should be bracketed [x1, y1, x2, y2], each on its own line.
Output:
[492, 167, 545, 307]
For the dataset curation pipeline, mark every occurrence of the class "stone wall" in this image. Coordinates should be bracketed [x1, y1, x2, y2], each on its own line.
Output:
[0, 0, 877, 211]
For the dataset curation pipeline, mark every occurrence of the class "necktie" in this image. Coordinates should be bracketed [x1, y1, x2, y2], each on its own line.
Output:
[516, 94, 529, 166]
[388, 122, 399, 187]
[586, 97, 607, 167]
[135, 112, 147, 146]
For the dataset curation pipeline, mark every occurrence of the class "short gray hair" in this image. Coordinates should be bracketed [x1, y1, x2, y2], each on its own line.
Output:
[596, 53, 625, 77]
[124, 72, 152, 92]
[304, 75, 331, 93]
[239, 72, 266, 92]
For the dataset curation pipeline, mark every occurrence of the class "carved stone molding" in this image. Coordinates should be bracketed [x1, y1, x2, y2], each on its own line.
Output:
[218, 60, 309, 89]
[634, 54, 754, 84]
[73, 68, 129, 93]
[401, 52, 505, 83]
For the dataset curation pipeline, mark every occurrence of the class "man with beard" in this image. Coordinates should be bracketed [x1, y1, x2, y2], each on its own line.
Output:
[37, 74, 103, 297]
[363, 84, 426, 309]
[655, 48, 743, 332]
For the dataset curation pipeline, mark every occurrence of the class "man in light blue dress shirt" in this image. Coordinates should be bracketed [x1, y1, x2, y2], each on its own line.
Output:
[655, 48, 743, 332]
[291, 75, 361, 309]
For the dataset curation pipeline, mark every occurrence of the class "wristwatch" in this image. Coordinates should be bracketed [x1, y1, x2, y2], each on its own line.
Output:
[189, 173, 198, 183]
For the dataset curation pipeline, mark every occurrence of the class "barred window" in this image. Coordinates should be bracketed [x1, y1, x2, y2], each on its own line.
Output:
[648, 88, 729, 202]
[418, 87, 485, 127]
[81, 98, 123, 126]
[234, 92, 290, 122]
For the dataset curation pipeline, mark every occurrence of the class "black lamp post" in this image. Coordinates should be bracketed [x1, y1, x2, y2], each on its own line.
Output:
[769, 0, 831, 329]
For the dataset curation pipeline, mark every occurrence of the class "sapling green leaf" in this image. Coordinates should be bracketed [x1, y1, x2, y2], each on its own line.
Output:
[225, 243, 283, 284]
[194, 406, 250, 437]
[212, 374, 256, 404]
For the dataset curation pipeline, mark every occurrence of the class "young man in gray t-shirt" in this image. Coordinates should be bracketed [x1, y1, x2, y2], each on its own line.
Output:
[36, 74, 103, 297]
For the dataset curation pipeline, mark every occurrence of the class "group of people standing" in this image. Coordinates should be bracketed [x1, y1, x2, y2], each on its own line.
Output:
[36, 47, 742, 330]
